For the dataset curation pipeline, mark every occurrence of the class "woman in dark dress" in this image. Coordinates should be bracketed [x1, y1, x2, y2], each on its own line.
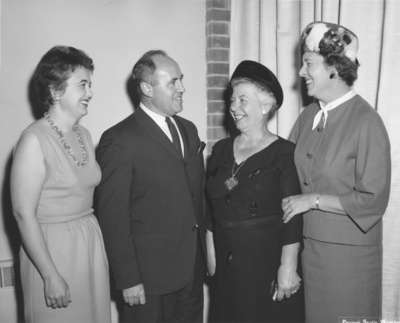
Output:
[206, 60, 304, 323]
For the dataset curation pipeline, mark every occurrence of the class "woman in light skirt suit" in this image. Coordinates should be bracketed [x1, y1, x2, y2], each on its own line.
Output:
[282, 22, 391, 323]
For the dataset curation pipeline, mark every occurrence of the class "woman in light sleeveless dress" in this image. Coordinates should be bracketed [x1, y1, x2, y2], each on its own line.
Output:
[10, 46, 111, 323]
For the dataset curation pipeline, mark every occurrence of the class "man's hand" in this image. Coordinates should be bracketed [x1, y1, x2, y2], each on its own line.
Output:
[122, 284, 146, 306]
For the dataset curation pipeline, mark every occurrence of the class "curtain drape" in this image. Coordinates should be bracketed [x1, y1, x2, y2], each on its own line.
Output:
[230, 0, 400, 319]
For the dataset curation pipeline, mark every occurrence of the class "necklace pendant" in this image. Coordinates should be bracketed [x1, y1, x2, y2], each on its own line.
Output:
[225, 176, 239, 191]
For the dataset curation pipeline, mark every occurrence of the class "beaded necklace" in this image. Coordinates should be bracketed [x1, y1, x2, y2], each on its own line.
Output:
[44, 112, 89, 167]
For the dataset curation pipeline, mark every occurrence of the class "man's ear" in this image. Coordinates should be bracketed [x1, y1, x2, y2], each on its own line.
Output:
[140, 81, 153, 97]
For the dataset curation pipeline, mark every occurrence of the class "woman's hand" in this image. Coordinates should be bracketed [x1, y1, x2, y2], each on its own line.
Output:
[282, 194, 315, 223]
[43, 273, 71, 308]
[274, 265, 301, 301]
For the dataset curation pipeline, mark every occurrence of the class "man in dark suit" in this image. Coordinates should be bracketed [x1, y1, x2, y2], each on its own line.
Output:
[95, 50, 206, 323]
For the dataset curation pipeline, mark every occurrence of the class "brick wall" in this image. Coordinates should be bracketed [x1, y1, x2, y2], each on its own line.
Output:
[206, 0, 231, 154]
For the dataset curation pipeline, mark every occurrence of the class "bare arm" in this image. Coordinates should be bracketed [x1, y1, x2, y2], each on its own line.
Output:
[206, 229, 216, 276]
[11, 132, 70, 308]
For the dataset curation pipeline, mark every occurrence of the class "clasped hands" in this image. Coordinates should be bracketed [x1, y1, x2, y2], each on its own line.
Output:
[273, 265, 301, 302]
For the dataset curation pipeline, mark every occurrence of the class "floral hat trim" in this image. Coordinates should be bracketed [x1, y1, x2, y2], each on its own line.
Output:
[301, 21, 359, 62]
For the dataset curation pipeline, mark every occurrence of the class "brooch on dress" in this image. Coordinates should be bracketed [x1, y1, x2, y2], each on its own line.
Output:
[224, 161, 245, 191]
[224, 176, 239, 191]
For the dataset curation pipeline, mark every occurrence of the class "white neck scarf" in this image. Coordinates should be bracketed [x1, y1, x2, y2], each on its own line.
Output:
[312, 90, 356, 130]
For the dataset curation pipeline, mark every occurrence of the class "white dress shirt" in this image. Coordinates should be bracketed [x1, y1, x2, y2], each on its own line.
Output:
[140, 103, 185, 156]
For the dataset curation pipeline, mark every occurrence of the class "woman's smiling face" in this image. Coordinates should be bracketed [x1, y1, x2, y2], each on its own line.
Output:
[299, 51, 334, 103]
[230, 82, 274, 133]
[58, 67, 93, 121]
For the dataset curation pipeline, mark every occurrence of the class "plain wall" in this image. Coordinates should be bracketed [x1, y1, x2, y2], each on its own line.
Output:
[0, 0, 207, 321]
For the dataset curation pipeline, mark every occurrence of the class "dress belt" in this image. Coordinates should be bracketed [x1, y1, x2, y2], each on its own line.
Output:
[37, 209, 93, 224]
[216, 215, 281, 230]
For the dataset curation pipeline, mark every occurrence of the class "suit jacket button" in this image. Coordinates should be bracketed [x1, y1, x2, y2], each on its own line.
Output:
[303, 181, 309, 186]
[226, 252, 233, 263]
[248, 169, 261, 179]
[192, 224, 199, 231]
[249, 201, 258, 216]
[306, 152, 313, 159]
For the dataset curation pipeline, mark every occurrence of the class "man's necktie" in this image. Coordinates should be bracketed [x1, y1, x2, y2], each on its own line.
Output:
[166, 117, 182, 156]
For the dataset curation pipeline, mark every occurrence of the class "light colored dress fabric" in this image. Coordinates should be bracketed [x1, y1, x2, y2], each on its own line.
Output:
[19, 119, 111, 323]
[290, 95, 391, 323]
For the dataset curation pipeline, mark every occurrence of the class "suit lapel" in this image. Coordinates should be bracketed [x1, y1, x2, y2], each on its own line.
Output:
[135, 108, 183, 159]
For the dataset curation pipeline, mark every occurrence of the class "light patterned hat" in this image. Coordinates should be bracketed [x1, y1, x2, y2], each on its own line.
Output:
[301, 21, 359, 62]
